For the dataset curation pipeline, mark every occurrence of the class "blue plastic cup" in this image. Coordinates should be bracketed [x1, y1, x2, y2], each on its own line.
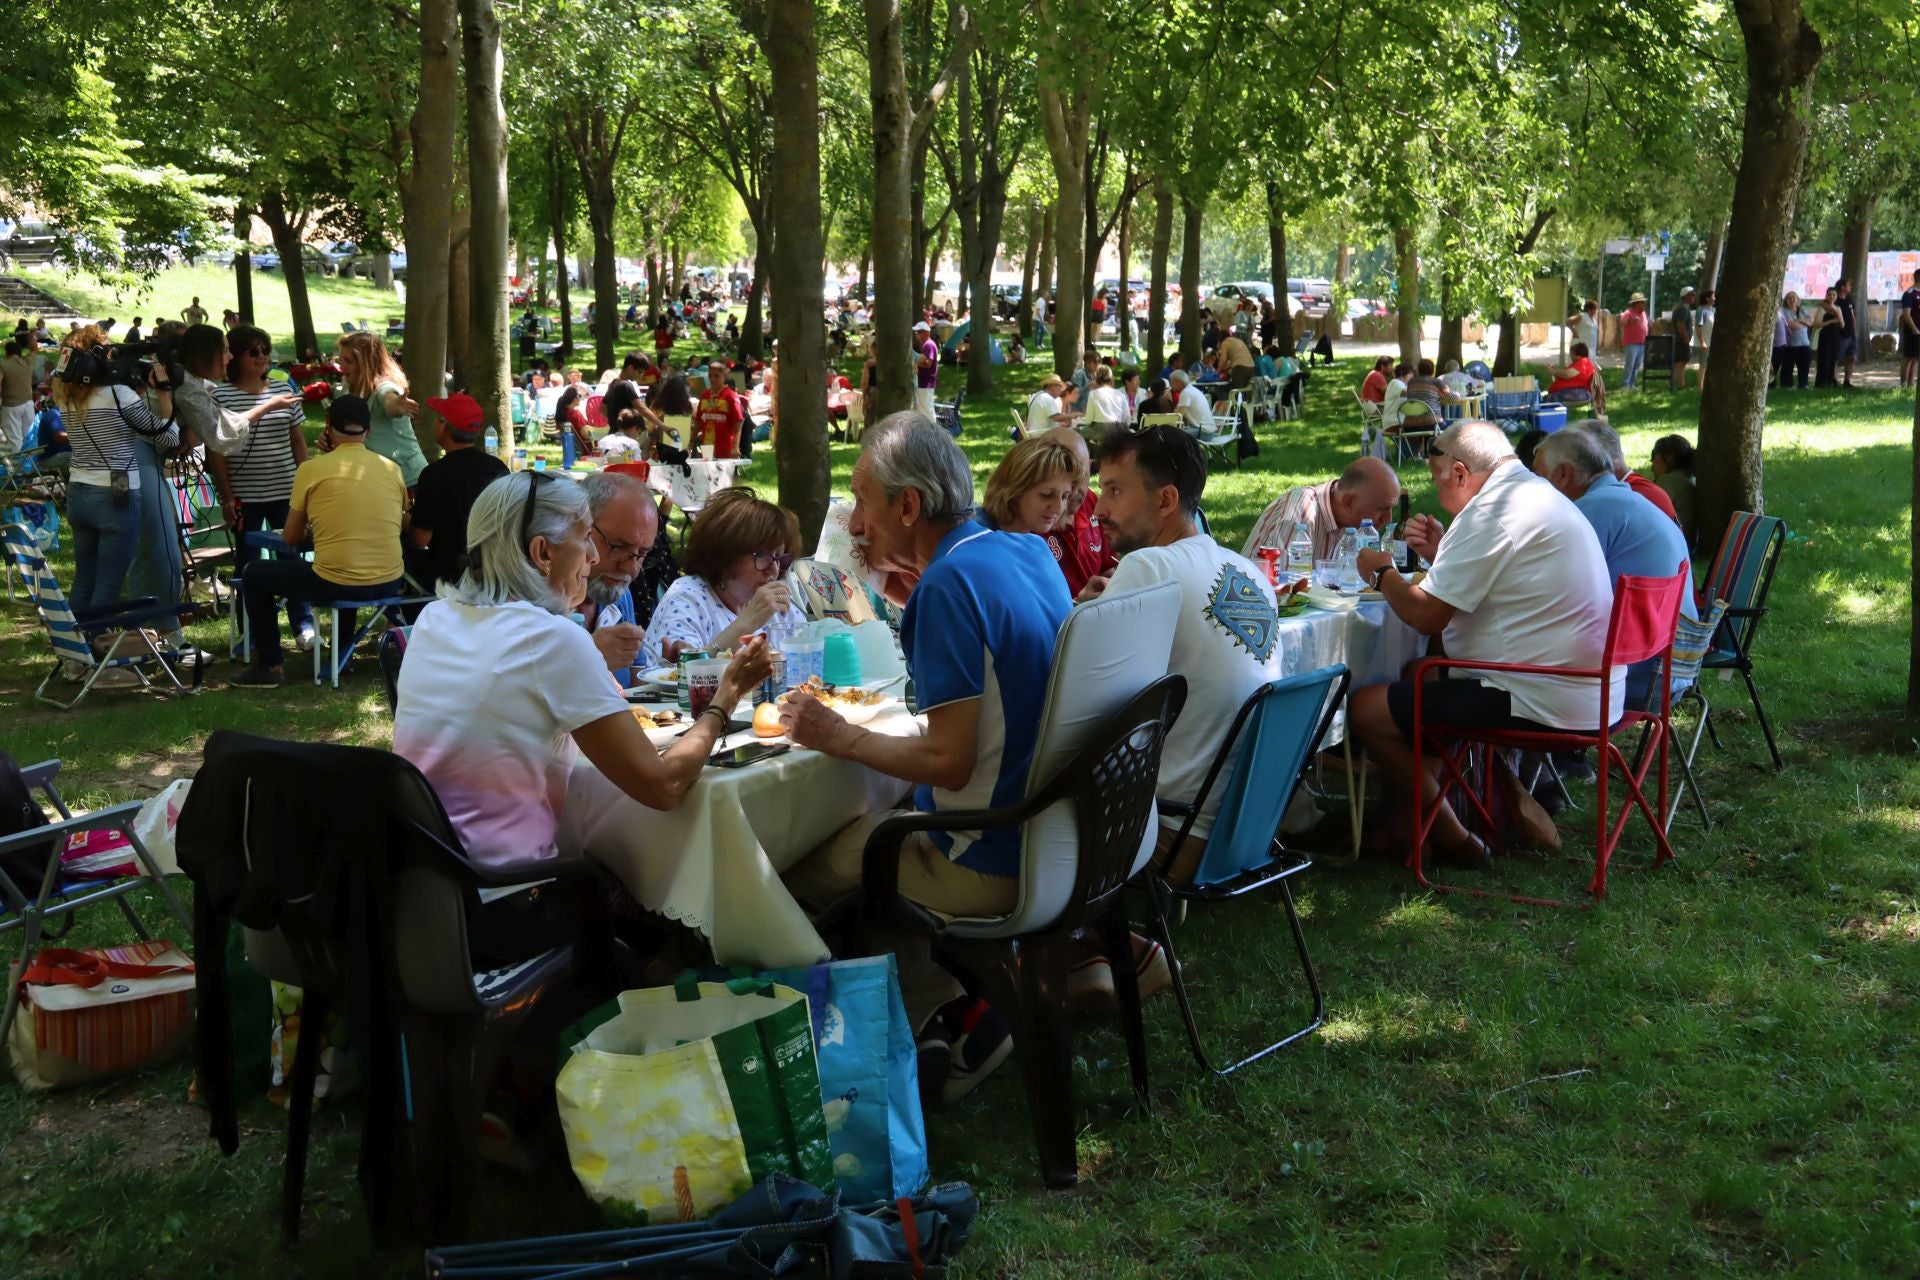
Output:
[821, 632, 863, 687]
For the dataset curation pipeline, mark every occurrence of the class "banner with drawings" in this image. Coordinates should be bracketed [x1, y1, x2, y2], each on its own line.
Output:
[1780, 250, 1919, 302]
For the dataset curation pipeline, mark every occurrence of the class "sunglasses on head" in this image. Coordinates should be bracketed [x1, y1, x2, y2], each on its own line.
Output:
[521, 471, 551, 557]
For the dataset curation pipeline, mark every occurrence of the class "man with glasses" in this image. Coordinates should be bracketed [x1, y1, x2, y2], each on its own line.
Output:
[407, 392, 507, 589]
[579, 470, 660, 686]
[1346, 420, 1619, 865]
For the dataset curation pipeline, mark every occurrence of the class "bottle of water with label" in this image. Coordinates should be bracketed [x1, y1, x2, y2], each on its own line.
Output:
[1286, 523, 1313, 586]
[483, 425, 499, 460]
[1357, 518, 1379, 554]
[1337, 528, 1364, 591]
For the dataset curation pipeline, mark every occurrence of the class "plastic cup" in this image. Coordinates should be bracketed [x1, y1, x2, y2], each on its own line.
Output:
[822, 632, 863, 687]
[1315, 559, 1340, 589]
[686, 658, 729, 719]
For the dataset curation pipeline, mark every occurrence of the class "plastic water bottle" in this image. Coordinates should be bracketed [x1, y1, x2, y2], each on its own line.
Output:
[1286, 524, 1313, 586]
[1337, 528, 1364, 591]
[1357, 519, 1379, 554]
[483, 426, 499, 460]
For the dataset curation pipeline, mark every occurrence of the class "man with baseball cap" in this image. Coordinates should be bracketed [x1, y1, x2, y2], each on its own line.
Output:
[233, 394, 411, 687]
[408, 391, 508, 588]
[693, 358, 745, 458]
[913, 320, 939, 416]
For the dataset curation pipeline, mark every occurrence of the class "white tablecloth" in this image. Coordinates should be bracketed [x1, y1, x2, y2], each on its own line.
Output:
[1278, 599, 1425, 736]
[560, 705, 925, 969]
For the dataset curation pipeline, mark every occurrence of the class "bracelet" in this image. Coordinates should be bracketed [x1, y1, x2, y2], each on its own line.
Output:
[699, 704, 729, 729]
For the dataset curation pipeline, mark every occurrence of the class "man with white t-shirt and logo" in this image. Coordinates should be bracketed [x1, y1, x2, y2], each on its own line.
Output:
[1349, 420, 1620, 867]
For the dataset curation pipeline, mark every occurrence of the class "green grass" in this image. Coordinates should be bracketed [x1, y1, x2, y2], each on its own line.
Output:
[3, 359, 1918, 1277]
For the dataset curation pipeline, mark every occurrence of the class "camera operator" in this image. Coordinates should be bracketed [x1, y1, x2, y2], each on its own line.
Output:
[49, 324, 179, 617]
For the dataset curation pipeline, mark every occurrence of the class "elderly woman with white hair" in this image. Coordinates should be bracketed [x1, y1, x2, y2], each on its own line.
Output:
[394, 471, 771, 876]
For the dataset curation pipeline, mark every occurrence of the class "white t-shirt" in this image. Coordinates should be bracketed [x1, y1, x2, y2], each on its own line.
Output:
[1025, 390, 1063, 433]
[1420, 460, 1623, 729]
[641, 574, 809, 667]
[597, 432, 644, 461]
[1084, 385, 1128, 425]
[1103, 534, 1282, 838]
[393, 599, 630, 867]
[1174, 383, 1215, 429]
[1575, 314, 1599, 352]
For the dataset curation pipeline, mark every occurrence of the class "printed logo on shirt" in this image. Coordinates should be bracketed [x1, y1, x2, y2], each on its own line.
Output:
[1204, 563, 1278, 661]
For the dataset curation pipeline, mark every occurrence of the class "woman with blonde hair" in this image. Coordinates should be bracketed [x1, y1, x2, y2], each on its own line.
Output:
[980, 435, 1085, 538]
[337, 329, 428, 485]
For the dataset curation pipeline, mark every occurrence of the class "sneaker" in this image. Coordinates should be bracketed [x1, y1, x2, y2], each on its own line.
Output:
[941, 998, 1013, 1107]
[1068, 953, 1116, 1014]
[295, 623, 318, 653]
[230, 664, 285, 688]
[164, 644, 213, 669]
[1132, 937, 1173, 1003]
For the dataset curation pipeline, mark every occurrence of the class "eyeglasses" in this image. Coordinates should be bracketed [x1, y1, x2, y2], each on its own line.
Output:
[1425, 443, 1448, 461]
[239, 348, 269, 359]
[592, 523, 646, 566]
[751, 550, 794, 574]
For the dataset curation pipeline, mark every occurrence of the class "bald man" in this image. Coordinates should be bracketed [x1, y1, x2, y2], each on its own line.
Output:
[1037, 425, 1117, 597]
[1240, 455, 1402, 562]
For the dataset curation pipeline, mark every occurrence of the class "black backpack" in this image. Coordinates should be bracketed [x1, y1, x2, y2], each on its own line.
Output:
[0, 749, 58, 897]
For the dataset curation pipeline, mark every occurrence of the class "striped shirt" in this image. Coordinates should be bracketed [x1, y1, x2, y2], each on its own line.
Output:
[68, 385, 179, 487]
[211, 382, 303, 503]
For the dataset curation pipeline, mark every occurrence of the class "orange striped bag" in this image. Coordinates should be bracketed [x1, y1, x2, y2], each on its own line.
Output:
[8, 941, 195, 1091]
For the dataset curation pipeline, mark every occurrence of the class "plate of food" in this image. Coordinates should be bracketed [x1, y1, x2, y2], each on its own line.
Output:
[637, 665, 679, 692]
[629, 706, 683, 731]
[1302, 586, 1360, 612]
[778, 677, 898, 725]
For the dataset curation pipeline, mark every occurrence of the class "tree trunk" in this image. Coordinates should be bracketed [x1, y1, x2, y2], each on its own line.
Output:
[1177, 193, 1202, 367]
[1036, 45, 1088, 378]
[1017, 202, 1041, 341]
[259, 193, 318, 360]
[448, 210, 471, 390]
[1697, 222, 1727, 297]
[768, 0, 829, 550]
[1493, 209, 1555, 377]
[647, 251, 663, 319]
[923, 219, 948, 314]
[232, 207, 254, 323]
[514, 243, 528, 289]
[864, 0, 915, 417]
[1079, 133, 1106, 341]
[1115, 192, 1133, 349]
[1147, 181, 1172, 377]
[403, 0, 457, 445]
[1394, 224, 1420, 365]
[740, 230, 771, 360]
[545, 146, 574, 360]
[1697, 0, 1823, 543]
[673, 244, 686, 298]
[1840, 196, 1873, 357]
[373, 251, 394, 292]
[1266, 180, 1293, 352]
[1911, 382, 1920, 715]
[1438, 271, 1463, 368]
[459, 0, 510, 449]
[1334, 240, 1350, 287]
[857, 247, 870, 303]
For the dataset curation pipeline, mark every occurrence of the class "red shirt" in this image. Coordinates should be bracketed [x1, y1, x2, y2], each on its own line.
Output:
[1044, 490, 1118, 598]
[1621, 309, 1649, 344]
[653, 326, 673, 354]
[1548, 356, 1596, 393]
[694, 385, 744, 458]
[1627, 471, 1678, 523]
[1360, 369, 1388, 403]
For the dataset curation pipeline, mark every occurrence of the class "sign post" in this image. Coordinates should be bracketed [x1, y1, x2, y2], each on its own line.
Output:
[1646, 252, 1667, 321]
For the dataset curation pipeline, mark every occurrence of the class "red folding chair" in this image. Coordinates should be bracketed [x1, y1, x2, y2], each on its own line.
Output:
[585, 394, 607, 427]
[1409, 567, 1688, 907]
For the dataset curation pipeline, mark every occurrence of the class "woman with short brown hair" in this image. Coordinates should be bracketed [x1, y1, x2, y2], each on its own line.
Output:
[980, 435, 1085, 536]
[641, 486, 810, 664]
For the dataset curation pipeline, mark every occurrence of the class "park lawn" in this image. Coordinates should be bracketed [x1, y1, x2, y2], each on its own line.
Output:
[1, 362, 1917, 1277]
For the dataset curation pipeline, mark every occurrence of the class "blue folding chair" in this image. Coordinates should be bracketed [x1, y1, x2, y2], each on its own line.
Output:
[1145, 663, 1350, 1075]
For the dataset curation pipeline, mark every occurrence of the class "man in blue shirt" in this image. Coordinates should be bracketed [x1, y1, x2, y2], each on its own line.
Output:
[1533, 427, 1695, 707]
[782, 411, 1070, 1106]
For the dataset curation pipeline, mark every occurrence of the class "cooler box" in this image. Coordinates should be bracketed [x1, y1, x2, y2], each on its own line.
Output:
[1534, 403, 1567, 435]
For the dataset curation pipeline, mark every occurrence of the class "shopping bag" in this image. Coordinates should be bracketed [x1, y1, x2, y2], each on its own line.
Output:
[58, 779, 190, 880]
[814, 500, 892, 599]
[793, 557, 878, 626]
[8, 940, 195, 1091]
[557, 977, 834, 1223]
[758, 955, 929, 1204]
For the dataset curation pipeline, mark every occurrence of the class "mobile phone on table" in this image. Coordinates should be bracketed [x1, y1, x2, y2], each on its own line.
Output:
[710, 742, 789, 768]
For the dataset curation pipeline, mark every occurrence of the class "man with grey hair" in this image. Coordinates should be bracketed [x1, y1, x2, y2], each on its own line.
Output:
[1240, 454, 1401, 562]
[1534, 427, 1695, 706]
[1577, 418, 1678, 524]
[1168, 367, 1216, 429]
[781, 410, 1071, 1106]
[1348, 419, 1619, 862]
[579, 470, 659, 685]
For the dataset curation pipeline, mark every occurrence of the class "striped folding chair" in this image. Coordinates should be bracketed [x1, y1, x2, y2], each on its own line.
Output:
[1694, 511, 1787, 767]
[1485, 376, 1540, 433]
[3, 522, 204, 710]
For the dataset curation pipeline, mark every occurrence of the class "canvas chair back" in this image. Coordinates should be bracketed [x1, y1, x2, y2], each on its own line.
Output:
[1603, 569, 1689, 670]
[1697, 511, 1784, 654]
[3, 522, 95, 671]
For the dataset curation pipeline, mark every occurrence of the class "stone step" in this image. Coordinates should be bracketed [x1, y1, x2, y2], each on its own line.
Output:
[0, 276, 87, 323]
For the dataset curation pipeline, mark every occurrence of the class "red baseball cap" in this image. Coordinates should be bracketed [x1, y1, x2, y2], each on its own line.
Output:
[427, 392, 484, 430]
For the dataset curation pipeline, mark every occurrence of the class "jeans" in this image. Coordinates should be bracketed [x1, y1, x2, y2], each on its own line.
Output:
[68, 480, 143, 616]
[1622, 343, 1645, 388]
[234, 498, 313, 653]
[125, 438, 183, 631]
[240, 558, 404, 671]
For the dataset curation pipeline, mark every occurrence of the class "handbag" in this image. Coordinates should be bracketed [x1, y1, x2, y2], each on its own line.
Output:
[557, 977, 835, 1223]
[8, 940, 195, 1091]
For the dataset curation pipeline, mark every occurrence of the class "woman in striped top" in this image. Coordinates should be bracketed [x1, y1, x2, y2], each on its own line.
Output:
[49, 326, 179, 614]
[209, 325, 314, 650]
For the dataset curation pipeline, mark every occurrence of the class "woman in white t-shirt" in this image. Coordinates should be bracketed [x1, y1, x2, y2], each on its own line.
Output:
[394, 471, 770, 873]
[1082, 364, 1129, 427]
[641, 486, 810, 666]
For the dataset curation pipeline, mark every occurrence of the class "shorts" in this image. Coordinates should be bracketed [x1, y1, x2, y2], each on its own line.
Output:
[1902, 332, 1920, 359]
[1672, 342, 1691, 363]
[1386, 675, 1554, 740]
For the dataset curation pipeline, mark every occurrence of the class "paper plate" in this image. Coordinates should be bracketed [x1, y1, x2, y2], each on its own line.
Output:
[638, 665, 679, 691]
[1303, 587, 1360, 612]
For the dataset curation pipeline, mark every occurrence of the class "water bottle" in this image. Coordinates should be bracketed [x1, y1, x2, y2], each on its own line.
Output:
[1337, 528, 1364, 591]
[483, 426, 499, 460]
[561, 425, 577, 470]
[1357, 519, 1379, 554]
[1286, 523, 1313, 586]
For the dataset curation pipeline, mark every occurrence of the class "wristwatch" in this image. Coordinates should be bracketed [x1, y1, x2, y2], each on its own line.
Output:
[1370, 564, 1393, 590]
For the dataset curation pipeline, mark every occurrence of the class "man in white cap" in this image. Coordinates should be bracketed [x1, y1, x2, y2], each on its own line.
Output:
[913, 320, 939, 416]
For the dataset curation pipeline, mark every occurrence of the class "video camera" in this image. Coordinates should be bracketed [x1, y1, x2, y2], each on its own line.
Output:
[54, 339, 185, 393]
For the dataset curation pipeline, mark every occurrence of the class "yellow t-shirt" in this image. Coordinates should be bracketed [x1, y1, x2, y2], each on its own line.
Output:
[291, 444, 409, 586]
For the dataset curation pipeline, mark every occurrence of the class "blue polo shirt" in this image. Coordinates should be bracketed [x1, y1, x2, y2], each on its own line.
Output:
[587, 585, 639, 689]
[900, 521, 1072, 876]
[1573, 473, 1696, 704]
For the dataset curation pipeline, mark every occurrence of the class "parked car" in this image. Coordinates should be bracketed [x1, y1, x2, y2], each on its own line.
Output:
[991, 282, 1023, 319]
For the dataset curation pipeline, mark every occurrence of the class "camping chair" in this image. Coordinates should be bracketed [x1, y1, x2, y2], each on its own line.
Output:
[1354, 390, 1387, 459]
[933, 388, 964, 438]
[1139, 412, 1186, 432]
[1145, 665, 1351, 1076]
[0, 757, 194, 1056]
[309, 592, 433, 688]
[1485, 376, 1540, 433]
[1181, 414, 1240, 471]
[179, 732, 581, 1245]
[508, 388, 531, 430]
[1409, 568, 1688, 907]
[3, 522, 205, 710]
[842, 397, 866, 444]
[585, 394, 606, 428]
[1649, 598, 1729, 830]
[1694, 511, 1787, 768]
[1008, 408, 1026, 442]
[847, 581, 1184, 1188]
[172, 451, 234, 609]
[1, 418, 61, 503]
